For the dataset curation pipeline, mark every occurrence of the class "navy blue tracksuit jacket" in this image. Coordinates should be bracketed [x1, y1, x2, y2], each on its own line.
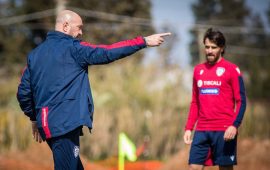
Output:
[17, 31, 146, 140]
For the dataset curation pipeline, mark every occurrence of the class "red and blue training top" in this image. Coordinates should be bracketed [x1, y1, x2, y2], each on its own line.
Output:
[185, 58, 246, 131]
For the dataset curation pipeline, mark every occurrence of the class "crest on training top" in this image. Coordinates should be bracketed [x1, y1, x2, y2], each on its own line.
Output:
[74, 146, 79, 158]
[230, 155, 235, 161]
[216, 67, 225, 77]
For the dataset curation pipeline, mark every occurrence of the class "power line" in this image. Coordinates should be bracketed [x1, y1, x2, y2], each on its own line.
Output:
[1, 7, 268, 33]
[227, 45, 268, 57]
[0, 9, 55, 25]
[13, 22, 153, 30]
[0, 7, 268, 58]
[193, 24, 268, 34]
[69, 7, 151, 26]
[0, 7, 152, 26]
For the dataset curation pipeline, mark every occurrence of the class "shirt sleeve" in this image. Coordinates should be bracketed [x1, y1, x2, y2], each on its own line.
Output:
[74, 36, 146, 67]
[17, 65, 36, 121]
[231, 66, 247, 128]
[185, 68, 199, 131]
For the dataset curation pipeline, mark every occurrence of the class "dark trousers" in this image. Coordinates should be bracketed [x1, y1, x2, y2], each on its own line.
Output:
[46, 128, 84, 170]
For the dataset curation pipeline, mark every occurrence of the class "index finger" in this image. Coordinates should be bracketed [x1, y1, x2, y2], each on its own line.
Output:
[158, 32, 172, 37]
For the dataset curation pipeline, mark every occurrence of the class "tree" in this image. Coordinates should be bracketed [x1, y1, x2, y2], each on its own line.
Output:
[0, 0, 55, 70]
[190, 0, 249, 65]
[243, 14, 269, 100]
[0, 0, 153, 69]
[262, 2, 270, 100]
[18, 0, 56, 46]
[67, 0, 154, 63]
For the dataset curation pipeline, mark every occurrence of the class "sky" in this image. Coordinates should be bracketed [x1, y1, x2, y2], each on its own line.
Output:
[149, 0, 270, 69]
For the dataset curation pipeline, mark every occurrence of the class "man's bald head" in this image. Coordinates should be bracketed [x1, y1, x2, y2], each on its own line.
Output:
[55, 10, 83, 38]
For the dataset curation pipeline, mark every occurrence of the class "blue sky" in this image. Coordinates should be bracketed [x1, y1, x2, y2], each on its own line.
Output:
[150, 0, 270, 68]
[150, 0, 195, 68]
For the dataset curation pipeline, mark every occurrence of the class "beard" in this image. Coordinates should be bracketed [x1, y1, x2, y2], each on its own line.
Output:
[206, 54, 221, 65]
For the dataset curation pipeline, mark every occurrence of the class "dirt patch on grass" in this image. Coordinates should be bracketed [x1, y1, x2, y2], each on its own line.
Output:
[159, 138, 270, 170]
[0, 139, 269, 170]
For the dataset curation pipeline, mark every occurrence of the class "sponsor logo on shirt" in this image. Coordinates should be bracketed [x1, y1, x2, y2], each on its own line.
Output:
[197, 80, 222, 87]
[197, 80, 203, 87]
[216, 67, 225, 77]
[204, 80, 221, 86]
[200, 88, 219, 95]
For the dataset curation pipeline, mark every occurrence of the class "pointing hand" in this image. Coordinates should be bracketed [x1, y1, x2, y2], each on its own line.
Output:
[144, 32, 171, 47]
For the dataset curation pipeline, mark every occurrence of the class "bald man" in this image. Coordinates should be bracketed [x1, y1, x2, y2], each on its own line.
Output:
[17, 10, 171, 170]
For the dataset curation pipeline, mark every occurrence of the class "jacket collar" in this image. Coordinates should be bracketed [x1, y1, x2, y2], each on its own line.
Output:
[47, 31, 74, 40]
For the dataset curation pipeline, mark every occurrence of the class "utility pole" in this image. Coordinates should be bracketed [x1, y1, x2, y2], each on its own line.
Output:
[197, 28, 206, 63]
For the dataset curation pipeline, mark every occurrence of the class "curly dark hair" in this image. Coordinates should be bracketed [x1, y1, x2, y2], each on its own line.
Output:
[203, 28, 226, 55]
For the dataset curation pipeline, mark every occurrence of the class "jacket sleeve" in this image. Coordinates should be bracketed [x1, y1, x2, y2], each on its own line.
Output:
[185, 68, 199, 131]
[231, 67, 246, 128]
[74, 36, 146, 67]
[17, 66, 36, 121]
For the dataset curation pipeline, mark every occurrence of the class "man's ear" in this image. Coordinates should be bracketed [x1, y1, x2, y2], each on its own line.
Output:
[63, 22, 69, 32]
[221, 47, 225, 54]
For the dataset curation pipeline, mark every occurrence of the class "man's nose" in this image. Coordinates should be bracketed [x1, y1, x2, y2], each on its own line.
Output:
[208, 47, 213, 53]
